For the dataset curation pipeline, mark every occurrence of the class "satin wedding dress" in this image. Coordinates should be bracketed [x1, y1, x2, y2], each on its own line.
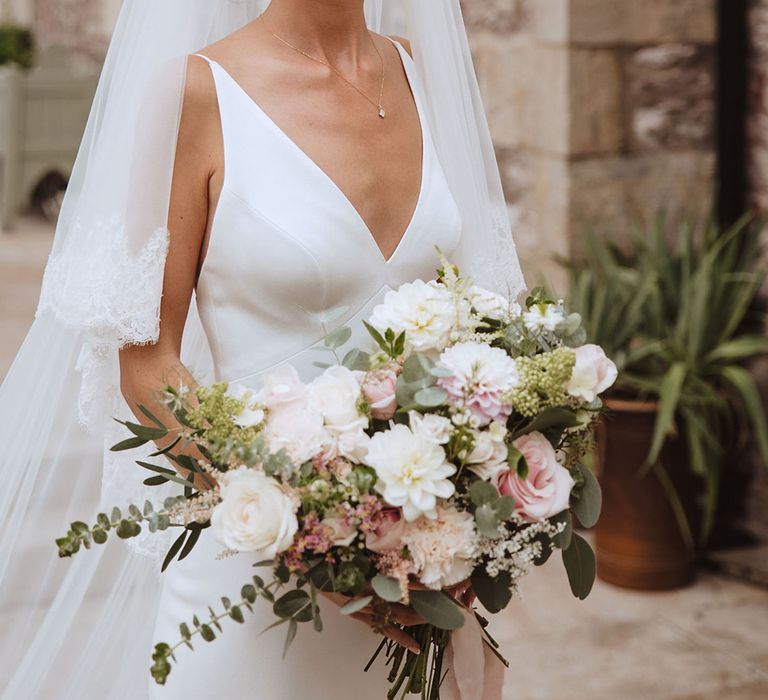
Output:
[151, 40, 462, 699]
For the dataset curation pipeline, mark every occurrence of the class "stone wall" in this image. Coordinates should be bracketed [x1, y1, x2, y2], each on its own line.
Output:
[746, 0, 768, 542]
[32, 0, 107, 66]
[464, 0, 718, 289]
[1, 0, 115, 67]
[748, 0, 768, 214]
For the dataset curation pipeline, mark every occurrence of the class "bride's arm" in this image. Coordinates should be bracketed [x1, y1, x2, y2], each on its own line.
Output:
[119, 56, 222, 480]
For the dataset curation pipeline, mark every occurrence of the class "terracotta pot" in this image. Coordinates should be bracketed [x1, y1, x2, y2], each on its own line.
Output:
[594, 397, 700, 590]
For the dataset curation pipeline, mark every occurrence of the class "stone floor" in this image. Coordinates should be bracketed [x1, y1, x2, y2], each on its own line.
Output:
[2, 218, 768, 699]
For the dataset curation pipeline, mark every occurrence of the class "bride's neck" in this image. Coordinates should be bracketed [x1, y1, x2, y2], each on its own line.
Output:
[260, 0, 370, 65]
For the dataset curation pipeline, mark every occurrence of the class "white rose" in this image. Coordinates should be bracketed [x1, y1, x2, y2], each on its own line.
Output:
[369, 279, 456, 353]
[227, 383, 266, 428]
[402, 505, 477, 590]
[468, 285, 517, 321]
[257, 365, 308, 409]
[308, 365, 366, 431]
[466, 424, 508, 481]
[264, 401, 328, 465]
[211, 468, 298, 557]
[409, 411, 453, 445]
[566, 344, 618, 402]
[366, 424, 456, 521]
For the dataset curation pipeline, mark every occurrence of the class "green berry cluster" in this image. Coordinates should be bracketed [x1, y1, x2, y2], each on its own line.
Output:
[510, 347, 576, 417]
[187, 383, 263, 457]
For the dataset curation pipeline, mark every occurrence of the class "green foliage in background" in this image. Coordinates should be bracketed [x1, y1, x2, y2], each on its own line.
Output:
[566, 216, 768, 546]
[0, 25, 34, 69]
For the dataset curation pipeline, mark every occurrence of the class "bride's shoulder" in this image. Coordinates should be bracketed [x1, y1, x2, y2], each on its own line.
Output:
[383, 34, 413, 58]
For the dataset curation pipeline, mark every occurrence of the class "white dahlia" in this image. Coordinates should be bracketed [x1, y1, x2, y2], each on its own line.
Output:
[402, 505, 478, 589]
[366, 424, 456, 521]
[368, 279, 456, 353]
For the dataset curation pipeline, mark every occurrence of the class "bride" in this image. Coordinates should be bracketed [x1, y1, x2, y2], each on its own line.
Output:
[0, 1, 524, 698]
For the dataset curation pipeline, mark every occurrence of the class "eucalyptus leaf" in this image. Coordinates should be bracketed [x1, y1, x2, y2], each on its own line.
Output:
[371, 575, 402, 602]
[339, 595, 373, 615]
[572, 464, 602, 528]
[324, 326, 352, 350]
[342, 348, 370, 371]
[429, 365, 453, 378]
[511, 407, 581, 439]
[117, 519, 141, 540]
[469, 480, 499, 507]
[493, 495, 515, 521]
[401, 353, 433, 385]
[241, 584, 257, 604]
[475, 503, 501, 538]
[470, 571, 512, 614]
[414, 387, 447, 408]
[317, 305, 350, 324]
[409, 591, 465, 630]
[562, 532, 596, 600]
[273, 590, 311, 619]
[552, 510, 573, 550]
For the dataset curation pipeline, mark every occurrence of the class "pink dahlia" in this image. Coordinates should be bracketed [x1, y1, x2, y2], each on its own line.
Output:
[437, 342, 519, 426]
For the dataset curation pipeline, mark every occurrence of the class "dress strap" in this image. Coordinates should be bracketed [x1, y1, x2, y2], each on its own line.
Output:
[191, 52, 214, 66]
[187, 53, 234, 158]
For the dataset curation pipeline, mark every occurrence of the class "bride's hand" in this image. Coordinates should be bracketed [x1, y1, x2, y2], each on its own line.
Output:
[321, 589, 426, 654]
[322, 578, 475, 653]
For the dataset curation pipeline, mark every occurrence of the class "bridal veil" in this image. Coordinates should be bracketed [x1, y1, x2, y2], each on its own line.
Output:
[0, 1, 524, 696]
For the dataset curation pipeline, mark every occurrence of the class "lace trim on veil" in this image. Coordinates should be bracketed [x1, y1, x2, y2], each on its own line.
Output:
[37, 218, 169, 426]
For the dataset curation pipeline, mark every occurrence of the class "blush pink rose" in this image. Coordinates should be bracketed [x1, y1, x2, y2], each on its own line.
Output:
[495, 431, 574, 521]
[365, 507, 406, 553]
[257, 365, 307, 408]
[361, 368, 398, 420]
[566, 344, 618, 402]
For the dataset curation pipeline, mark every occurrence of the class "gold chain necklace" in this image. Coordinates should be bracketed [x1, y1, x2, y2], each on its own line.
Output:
[261, 17, 387, 119]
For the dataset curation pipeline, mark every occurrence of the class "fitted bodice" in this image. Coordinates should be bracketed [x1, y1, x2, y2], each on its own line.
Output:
[194, 41, 462, 387]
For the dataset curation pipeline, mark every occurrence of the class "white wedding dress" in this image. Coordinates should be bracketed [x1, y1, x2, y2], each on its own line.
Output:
[150, 40, 462, 699]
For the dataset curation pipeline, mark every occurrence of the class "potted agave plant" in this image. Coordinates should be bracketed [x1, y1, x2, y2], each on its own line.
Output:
[567, 217, 768, 589]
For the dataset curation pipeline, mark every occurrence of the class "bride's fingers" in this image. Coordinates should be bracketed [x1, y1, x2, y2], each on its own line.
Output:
[381, 624, 420, 654]
[349, 612, 420, 654]
[388, 603, 425, 626]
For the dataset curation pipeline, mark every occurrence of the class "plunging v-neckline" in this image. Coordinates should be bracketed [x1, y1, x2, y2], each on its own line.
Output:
[201, 39, 426, 265]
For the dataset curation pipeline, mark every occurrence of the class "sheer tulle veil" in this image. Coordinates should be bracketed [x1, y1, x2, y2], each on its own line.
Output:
[0, 1, 524, 697]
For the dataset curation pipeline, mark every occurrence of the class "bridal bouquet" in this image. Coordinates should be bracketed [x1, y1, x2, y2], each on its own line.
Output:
[57, 258, 616, 698]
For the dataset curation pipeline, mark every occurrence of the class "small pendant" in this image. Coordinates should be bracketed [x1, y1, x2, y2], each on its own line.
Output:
[378, 106, 386, 119]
